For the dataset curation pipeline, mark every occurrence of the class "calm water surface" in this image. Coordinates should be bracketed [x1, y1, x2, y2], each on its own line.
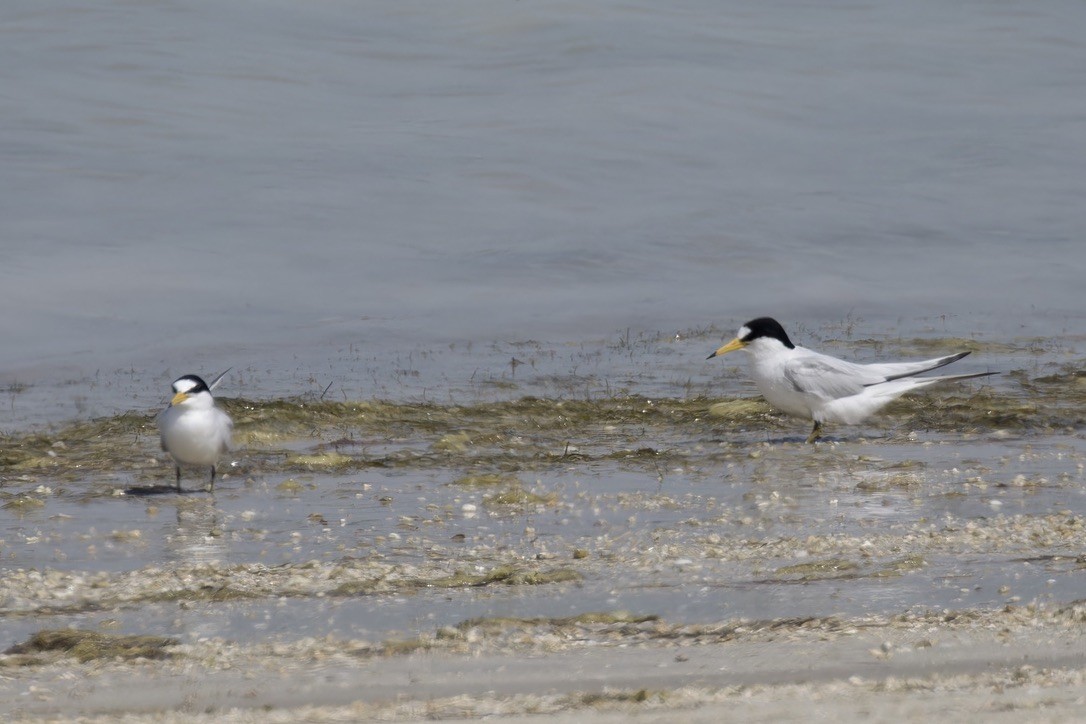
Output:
[2, 0, 1084, 424]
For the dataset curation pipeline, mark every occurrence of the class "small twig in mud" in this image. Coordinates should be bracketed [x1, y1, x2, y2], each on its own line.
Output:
[320, 380, 334, 400]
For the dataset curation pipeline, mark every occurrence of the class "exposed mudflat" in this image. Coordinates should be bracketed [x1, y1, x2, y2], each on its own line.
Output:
[2, 328, 1085, 720]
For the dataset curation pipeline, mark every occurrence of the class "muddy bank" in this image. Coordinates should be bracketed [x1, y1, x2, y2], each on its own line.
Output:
[2, 331, 1084, 721]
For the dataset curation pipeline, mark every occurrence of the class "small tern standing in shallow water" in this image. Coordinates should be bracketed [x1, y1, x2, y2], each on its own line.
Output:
[708, 317, 996, 443]
[158, 370, 233, 492]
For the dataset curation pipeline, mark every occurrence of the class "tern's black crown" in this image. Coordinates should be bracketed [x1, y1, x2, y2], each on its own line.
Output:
[741, 317, 795, 349]
[172, 374, 210, 394]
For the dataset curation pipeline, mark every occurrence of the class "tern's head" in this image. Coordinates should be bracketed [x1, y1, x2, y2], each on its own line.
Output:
[707, 317, 795, 359]
[169, 374, 213, 407]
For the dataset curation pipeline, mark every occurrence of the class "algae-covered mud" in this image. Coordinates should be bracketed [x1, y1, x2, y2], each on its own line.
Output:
[1, 326, 1085, 720]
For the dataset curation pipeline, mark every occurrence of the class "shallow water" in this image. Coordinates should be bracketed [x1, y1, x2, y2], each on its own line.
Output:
[2, 0, 1086, 669]
[2, 333, 1085, 651]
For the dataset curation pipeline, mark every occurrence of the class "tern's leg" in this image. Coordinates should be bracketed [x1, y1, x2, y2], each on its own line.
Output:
[175, 466, 182, 493]
[206, 466, 216, 494]
[805, 421, 823, 444]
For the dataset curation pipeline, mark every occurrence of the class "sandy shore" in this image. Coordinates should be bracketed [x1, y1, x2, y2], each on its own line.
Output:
[3, 601, 1085, 722]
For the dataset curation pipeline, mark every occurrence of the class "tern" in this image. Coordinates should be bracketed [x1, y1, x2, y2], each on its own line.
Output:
[708, 317, 995, 443]
[157, 370, 233, 492]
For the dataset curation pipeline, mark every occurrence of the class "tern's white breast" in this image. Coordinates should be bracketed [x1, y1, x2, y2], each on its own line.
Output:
[160, 405, 231, 466]
[748, 352, 815, 420]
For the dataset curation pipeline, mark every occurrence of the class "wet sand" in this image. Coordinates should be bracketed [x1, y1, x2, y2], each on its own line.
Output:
[3, 604, 1086, 721]
[2, 329, 1085, 721]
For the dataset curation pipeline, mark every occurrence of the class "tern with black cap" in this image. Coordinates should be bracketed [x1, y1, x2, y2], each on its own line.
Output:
[157, 369, 233, 492]
[708, 317, 995, 442]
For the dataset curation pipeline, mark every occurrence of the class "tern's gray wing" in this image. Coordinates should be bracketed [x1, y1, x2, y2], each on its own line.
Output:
[783, 354, 883, 401]
[862, 351, 971, 383]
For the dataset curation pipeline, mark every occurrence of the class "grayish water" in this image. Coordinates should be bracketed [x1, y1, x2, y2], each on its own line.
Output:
[2, 0, 1084, 425]
[1, 0, 1085, 660]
